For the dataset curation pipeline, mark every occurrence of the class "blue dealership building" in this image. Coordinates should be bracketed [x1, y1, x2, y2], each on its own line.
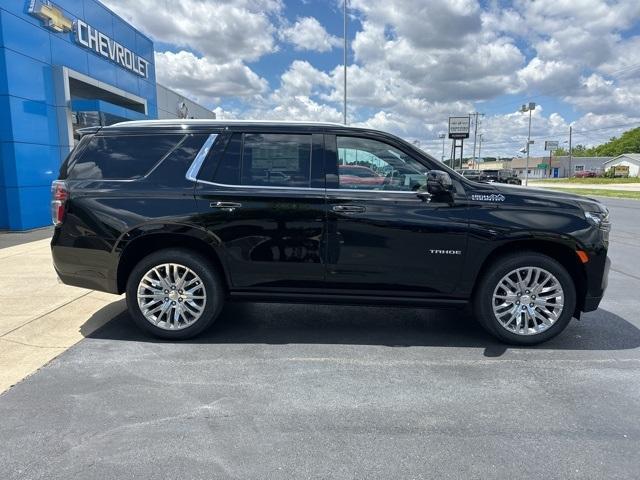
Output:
[0, 0, 213, 231]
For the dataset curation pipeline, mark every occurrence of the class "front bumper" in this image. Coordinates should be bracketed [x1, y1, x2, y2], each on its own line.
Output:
[581, 255, 610, 313]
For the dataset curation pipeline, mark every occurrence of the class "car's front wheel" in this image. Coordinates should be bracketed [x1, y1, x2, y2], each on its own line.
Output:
[474, 252, 576, 345]
[125, 248, 224, 339]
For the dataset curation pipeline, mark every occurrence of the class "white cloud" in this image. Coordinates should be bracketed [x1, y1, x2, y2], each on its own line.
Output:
[280, 17, 341, 52]
[517, 57, 580, 94]
[563, 74, 640, 116]
[101, 0, 640, 159]
[279, 60, 332, 96]
[102, 0, 282, 62]
[245, 60, 342, 122]
[350, 0, 482, 49]
[155, 51, 268, 99]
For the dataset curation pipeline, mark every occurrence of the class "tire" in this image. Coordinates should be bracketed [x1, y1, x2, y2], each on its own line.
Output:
[474, 252, 576, 345]
[125, 248, 224, 340]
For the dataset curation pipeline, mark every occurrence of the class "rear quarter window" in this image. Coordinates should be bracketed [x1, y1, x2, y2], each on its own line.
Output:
[67, 134, 186, 180]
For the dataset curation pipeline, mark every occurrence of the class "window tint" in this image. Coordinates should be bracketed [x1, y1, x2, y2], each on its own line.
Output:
[242, 134, 311, 187]
[150, 134, 208, 184]
[59, 134, 93, 179]
[68, 135, 184, 180]
[337, 136, 429, 191]
[212, 133, 312, 187]
[213, 133, 242, 185]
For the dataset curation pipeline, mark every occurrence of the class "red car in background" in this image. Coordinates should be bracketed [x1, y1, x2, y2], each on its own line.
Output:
[574, 170, 598, 178]
[338, 165, 386, 187]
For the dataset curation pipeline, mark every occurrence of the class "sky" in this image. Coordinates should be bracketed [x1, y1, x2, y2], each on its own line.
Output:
[101, 0, 640, 159]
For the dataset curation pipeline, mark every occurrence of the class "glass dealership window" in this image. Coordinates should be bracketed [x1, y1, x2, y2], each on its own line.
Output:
[336, 136, 428, 191]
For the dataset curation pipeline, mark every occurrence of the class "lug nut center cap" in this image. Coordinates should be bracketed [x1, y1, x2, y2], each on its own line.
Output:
[168, 291, 180, 301]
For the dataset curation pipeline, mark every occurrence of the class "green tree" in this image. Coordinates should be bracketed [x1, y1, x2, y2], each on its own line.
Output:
[554, 127, 640, 157]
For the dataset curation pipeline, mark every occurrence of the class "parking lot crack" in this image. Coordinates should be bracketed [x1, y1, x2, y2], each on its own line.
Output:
[610, 267, 640, 282]
[0, 291, 93, 339]
[0, 337, 69, 350]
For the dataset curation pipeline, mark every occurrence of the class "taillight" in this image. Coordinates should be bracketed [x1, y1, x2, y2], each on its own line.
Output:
[51, 180, 69, 225]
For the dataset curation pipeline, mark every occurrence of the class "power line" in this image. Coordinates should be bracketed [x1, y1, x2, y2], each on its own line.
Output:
[479, 60, 640, 114]
[478, 120, 639, 149]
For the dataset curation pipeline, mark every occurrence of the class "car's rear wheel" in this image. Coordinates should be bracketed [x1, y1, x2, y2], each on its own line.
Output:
[125, 248, 224, 339]
[474, 252, 576, 345]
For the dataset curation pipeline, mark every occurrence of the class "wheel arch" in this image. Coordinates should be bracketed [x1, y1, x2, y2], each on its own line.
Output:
[115, 227, 229, 294]
[472, 239, 588, 314]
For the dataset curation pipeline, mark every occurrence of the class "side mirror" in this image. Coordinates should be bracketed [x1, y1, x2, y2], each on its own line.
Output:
[426, 170, 454, 195]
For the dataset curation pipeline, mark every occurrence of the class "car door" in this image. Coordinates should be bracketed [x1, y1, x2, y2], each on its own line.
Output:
[193, 129, 327, 290]
[324, 133, 469, 296]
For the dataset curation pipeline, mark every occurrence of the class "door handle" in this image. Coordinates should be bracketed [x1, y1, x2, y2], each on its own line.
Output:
[210, 201, 242, 211]
[332, 204, 366, 214]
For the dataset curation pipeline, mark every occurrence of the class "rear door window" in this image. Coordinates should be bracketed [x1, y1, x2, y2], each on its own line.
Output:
[67, 134, 185, 180]
[242, 133, 312, 187]
[212, 133, 313, 188]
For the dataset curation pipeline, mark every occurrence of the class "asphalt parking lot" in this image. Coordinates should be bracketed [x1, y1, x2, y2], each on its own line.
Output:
[1, 197, 639, 479]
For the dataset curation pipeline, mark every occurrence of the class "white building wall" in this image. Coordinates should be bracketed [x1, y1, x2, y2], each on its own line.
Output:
[606, 159, 640, 177]
[156, 84, 216, 120]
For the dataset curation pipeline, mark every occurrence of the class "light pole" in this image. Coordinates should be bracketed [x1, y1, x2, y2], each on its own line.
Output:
[438, 133, 446, 162]
[568, 126, 573, 177]
[477, 134, 483, 167]
[343, 0, 347, 125]
[521, 102, 535, 186]
[470, 112, 484, 169]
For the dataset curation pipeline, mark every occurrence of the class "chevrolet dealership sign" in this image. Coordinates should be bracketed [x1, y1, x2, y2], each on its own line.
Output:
[75, 20, 149, 78]
[29, 0, 150, 78]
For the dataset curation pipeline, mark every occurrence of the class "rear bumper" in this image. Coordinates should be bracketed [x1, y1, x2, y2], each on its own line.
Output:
[52, 244, 119, 294]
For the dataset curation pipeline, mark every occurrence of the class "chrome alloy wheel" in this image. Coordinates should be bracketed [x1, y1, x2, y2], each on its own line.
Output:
[492, 266, 564, 336]
[136, 263, 207, 330]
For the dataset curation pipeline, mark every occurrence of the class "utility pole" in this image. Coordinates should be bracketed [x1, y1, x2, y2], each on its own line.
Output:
[343, 0, 347, 125]
[478, 134, 483, 166]
[470, 112, 484, 169]
[439, 133, 446, 162]
[521, 102, 535, 186]
[568, 126, 573, 177]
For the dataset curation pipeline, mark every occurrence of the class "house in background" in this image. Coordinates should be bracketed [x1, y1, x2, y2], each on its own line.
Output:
[553, 157, 613, 178]
[476, 156, 614, 178]
[602, 154, 640, 177]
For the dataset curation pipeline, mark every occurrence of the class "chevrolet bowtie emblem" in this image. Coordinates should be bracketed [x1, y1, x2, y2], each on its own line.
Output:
[28, 0, 73, 33]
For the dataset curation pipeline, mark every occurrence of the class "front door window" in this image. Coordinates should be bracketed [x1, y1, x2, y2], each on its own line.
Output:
[336, 136, 429, 191]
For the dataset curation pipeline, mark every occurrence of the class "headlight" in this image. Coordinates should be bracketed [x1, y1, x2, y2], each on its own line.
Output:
[584, 211, 611, 231]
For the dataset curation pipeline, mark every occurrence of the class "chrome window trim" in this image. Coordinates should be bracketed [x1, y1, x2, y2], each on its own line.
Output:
[326, 188, 416, 195]
[193, 178, 418, 195]
[195, 178, 324, 192]
[185, 133, 218, 181]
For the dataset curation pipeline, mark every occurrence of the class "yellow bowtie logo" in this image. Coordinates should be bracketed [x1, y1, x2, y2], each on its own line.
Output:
[28, 0, 73, 33]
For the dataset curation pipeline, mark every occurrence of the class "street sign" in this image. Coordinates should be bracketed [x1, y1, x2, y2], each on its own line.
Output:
[537, 163, 549, 169]
[448, 116, 470, 139]
[545, 140, 559, 150]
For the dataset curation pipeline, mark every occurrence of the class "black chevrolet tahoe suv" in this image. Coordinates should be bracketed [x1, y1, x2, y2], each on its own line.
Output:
[51, 120, 610, 345]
